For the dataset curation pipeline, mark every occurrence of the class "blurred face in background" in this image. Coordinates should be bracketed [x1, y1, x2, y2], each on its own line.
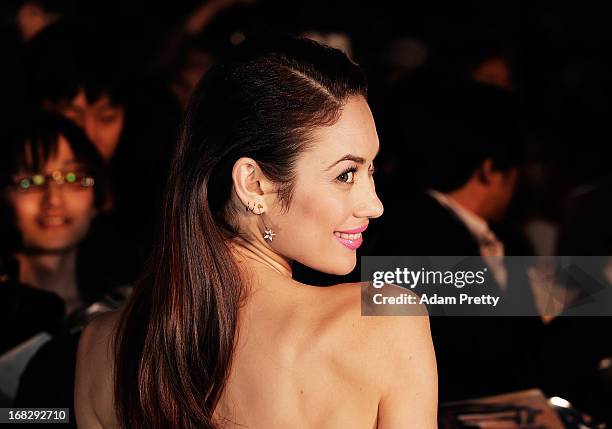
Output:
[6, 135, 97, 253]
[171, 49, 215, 111]
[16, 0, 59, 41]
[51, 89, 125, 161]
[472, 56, 513, 90]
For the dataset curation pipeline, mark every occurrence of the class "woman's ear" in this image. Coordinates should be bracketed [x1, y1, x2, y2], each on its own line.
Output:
[231, 157, 272, 213]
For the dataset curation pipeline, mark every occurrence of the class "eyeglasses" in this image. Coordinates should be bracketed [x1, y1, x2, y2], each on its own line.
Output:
[10, 170, 95, 194]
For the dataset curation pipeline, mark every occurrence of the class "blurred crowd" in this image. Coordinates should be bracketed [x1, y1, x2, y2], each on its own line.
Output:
[0, 0, 611, 426]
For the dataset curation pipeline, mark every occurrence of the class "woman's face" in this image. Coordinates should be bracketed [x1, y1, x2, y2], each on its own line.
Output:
[55, 89, 125, 161]
[7, 136, 97, 253]
[267, 96, 384, 275]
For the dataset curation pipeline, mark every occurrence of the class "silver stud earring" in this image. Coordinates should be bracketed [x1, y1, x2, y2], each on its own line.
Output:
[245, 201, 262, 214]
[263, 227, 276, 242]
[245, 201, 272, 240]
[246, 202, 265, 214]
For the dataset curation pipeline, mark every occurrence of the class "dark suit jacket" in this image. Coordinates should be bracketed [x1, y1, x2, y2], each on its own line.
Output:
[0, 280, 65, 355]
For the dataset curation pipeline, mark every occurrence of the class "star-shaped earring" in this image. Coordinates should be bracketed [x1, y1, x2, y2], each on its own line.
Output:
[263, 227, 276, 242]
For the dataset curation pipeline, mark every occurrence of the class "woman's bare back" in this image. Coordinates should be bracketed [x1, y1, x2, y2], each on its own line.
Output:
[75, 280, 437, 428]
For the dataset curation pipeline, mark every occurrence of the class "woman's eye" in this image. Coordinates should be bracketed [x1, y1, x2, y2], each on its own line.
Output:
[337, 170, 355, 183]
[98, 114, 119, 124]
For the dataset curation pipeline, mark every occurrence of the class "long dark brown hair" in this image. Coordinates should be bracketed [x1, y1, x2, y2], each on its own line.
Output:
[114, 35, 367, 428]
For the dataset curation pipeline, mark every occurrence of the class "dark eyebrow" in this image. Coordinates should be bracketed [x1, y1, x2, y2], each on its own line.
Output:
[325, 146, 380, 171]
[65, 104, 84, 113]
[326, 154, 365, 171]
[98, 103, 119, 110]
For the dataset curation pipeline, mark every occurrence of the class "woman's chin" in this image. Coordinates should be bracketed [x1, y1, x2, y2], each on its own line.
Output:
[296, 251, 357, 277]
[322, 255, 357, 276]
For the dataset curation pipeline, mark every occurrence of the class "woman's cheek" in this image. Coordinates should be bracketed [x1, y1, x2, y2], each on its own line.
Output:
[13, 197, 39, 226]
[67, 190, 96, 222]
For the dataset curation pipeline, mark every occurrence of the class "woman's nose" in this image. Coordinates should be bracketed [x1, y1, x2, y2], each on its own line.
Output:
[84, 116, 98, 145]
[41, 181, 63, 208]
[354, 186, 384, 219]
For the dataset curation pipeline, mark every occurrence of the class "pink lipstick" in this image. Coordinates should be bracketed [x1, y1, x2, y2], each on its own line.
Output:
[336, 224, 368, 234]
[334, 223, 368, 250]
[335, 235, 363, 250]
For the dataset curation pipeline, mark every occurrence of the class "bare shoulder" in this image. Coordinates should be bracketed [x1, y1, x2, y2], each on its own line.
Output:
[319, 281, 428, 327]
[316, 282, 433, 371]
[329, 282, 432, 359]
[321, 282, 438, 428]
[75, 311, 122, 429]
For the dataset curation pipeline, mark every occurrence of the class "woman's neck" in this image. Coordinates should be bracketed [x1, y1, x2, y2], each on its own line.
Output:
[16, 249, 80, 305]
[230, 236, 293, 279]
